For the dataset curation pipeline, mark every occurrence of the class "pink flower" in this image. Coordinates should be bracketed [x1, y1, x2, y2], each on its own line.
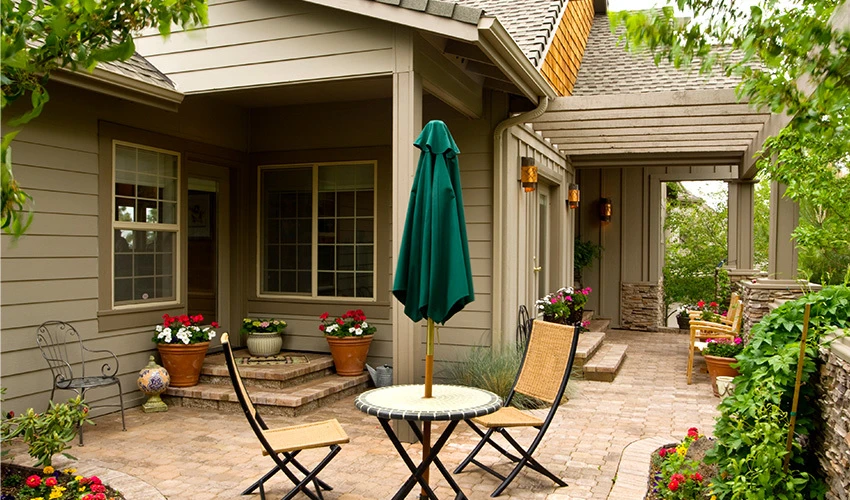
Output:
[91, 483, 107, 493]
[658, 448, 667, 457]
[90, 476, 102, 485]
[94, 493, 107, 500]
[565, 296, 572, 301]
[734, 337, 743, 345]
[26, 475, 41, 487]
[320, 312, 329, 320]
[45, 477, 58, 487]
[692, 472, 703, 482]
[260, 321, 270, 328]
[582, 320, 590, 328]
[211, 321, 219, 328]
[550, 297, 557, 304]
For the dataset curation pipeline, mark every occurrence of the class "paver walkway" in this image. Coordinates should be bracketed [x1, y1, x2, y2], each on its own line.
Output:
[3, 330, 721, 499]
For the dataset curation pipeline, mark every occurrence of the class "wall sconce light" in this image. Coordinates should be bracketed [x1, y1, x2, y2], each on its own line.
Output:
[567, 183, 580, 209]
[520, 156, 538, 192]
[600, 197, 613, 222]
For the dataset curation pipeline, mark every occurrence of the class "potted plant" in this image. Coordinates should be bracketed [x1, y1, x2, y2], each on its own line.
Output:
[536, 287, 591, 327]
[574, 238, 603, 288]
[319, 309, 376, 376]
[676, 305, 693, 330]
[695, 299, 723, 322]
[702, 337, 744, 397]
[240, 318, 287, 357]
[153, 314, 217, 387]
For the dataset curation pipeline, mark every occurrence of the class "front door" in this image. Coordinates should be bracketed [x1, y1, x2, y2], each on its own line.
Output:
[187, 163, 230, 350]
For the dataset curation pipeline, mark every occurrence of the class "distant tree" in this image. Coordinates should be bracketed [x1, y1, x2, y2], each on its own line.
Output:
[663, 182, 728, 315]
[1, 0, 209, 237]
[753, 177, 771, 270]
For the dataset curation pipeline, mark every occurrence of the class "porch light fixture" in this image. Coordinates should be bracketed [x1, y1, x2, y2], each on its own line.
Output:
[567, 183, 580, 209]
[600, 198, 613, 222]
[520, 156, 538, 192]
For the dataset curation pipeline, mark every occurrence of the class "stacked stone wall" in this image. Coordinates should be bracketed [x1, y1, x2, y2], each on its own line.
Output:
[620, 281, 663, 330]
[814, 338, 850, 500]
[740, 280, 816, 338]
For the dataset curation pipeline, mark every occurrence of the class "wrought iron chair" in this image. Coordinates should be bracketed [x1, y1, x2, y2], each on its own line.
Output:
[515, 304, 533, 347]
[220, 333, 349, 500]
[35, 321, 126, 445]
[454, 320, 580, 497]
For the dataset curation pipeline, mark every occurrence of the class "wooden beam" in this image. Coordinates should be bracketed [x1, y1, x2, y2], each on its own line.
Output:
[547, 89, 748, 111]
[564, 145, 749, 155]
[572, 156, 741, 168]
[532, 123, 765, 135]
[536, 104, 768, 122]
[740, 112, 791, 179]
[543, 132, 759, 143]
[532, 114, 770, 129]
[559, 139, 752, 150]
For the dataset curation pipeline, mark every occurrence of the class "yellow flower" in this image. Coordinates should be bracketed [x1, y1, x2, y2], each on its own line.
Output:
[252, 321, 261, 327]
[75, 476, 83, 481]
[43, 466, 55, 474]
[63, 468, 77, 474]
[32, 497, 44, 500]
[710, 496, 717, 500]
[49, 491, 62, 499]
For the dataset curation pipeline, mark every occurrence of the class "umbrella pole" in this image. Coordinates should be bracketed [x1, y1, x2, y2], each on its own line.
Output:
[784, 303, 811, 473]
[421, 318, 436, 499]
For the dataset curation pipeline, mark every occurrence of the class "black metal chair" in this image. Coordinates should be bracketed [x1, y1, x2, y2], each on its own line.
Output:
[220, 333, 349, 500]
[35, 321, 126, 445]
[454, 320, 580, 497]
[515, 304, 533, 347]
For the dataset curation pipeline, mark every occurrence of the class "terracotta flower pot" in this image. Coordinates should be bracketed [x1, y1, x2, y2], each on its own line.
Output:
[326, 335, 373, 376]
[157, 342, 210, 387]
[704, 354, 740, 397]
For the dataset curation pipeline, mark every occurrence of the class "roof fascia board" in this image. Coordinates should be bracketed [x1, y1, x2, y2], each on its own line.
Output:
[477, 17, 557, 102]
[50, 67, 183, 112]
[299, 0, 479, 42]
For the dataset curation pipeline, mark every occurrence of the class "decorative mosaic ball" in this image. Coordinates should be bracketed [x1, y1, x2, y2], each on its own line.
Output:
[138, 355, 170, 396]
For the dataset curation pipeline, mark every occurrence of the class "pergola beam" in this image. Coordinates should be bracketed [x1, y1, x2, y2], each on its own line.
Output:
[545, 132, 759, 144]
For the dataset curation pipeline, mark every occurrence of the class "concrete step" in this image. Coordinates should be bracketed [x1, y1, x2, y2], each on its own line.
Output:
[198, 351, 335, 389]
[582, 310, 594, 322]
[164, 373, 370, 417]
[583, 343, 628, 382]
[575, 331, 606, 366]
[588, 318, 610, 332]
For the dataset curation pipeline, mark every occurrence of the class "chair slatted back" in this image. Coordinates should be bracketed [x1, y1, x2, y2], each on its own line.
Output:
[220, 333, 259, 424]
[513, 321, 577, 404]
[727, 293, 742, 333]
[36, 321, 85, 384]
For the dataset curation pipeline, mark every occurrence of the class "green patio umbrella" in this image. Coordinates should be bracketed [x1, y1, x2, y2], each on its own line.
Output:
[393, 120, 475, 497]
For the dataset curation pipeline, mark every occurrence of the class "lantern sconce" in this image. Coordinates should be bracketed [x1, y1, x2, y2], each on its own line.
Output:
[567, 183, 580, 209]
[600, 197, 613, 222]
[520, 157, 538, 193]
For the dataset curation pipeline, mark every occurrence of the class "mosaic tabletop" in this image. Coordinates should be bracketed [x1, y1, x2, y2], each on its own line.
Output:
[355, 384, 502, 421]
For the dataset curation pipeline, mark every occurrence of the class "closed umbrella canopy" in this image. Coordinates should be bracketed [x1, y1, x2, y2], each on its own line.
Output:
[393, 120, 475, 325]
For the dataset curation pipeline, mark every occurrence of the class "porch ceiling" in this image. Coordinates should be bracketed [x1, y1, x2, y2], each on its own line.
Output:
[533, 89, 774, 172]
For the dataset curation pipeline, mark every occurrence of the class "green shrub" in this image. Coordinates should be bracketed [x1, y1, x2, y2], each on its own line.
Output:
[708, 285, 850, 499]
[1, 396, 91, 467]
[442, 344, 575, 410]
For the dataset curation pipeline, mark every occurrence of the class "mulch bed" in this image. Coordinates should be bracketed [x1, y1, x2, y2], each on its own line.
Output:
[1, 463, 126, 500]
[646, 437, 718, 500]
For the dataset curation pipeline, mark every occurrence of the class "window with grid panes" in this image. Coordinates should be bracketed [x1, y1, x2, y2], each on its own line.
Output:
[113, 143, 179, 305]
[261, 163, 375, 298]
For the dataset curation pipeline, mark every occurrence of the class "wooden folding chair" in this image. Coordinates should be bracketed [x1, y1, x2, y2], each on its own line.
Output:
[454, 320, 580, 497]
[686, 293, 742, 384]
[220, 333, 349, 500]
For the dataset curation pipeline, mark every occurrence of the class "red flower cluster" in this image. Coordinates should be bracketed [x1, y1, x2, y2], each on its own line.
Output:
[162, 314, 219, 329]
[687, 427, 699, 438]
[696, 300, 718, 309]
[319, 310, 376, 337]
[26, 475, 41, 487]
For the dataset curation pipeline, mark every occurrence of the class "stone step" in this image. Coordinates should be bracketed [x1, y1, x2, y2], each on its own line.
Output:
[199, 351, 335, 389]
[575, 331, 606, 366]
[583, 343, 628, 382]
[163, 373, 370, 417]
[582, 310, 594, 322]
[588, 318, 610, 332]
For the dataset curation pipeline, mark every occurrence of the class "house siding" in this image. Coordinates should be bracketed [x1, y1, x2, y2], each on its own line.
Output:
[1, 83, 247, 416]
[540, 0, 595, 96]
[135, 0, 396, 93]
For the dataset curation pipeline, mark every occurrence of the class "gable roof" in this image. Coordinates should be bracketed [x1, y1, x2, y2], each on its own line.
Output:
[573, 15, 741, 96]
[98, 53, 176, 91]
[370, 0, 569, 67]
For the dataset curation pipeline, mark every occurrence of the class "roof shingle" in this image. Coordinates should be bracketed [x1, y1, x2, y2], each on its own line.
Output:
[98, 53, 177, 91]
[572, 16, 741, 96]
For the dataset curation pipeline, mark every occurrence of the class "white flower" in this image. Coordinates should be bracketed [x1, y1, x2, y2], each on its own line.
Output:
[326, 324, 338, 333]
[361, 322, 368, 329]
[538, 304, 544, 310]
[208, 330, 216, 339]
[156, 325, 163, 333]
[353, 327, 363, 336]
[349, 327, 355, 334]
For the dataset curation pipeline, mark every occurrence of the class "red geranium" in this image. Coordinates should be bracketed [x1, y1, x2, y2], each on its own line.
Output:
[45, 476, 58, 487]
[687, 427, 699, 438]
[658, 448, 667, 457]
[668, 479, 680, 491]
[692, 472, 704, 482]
[25, 475, 41, 487]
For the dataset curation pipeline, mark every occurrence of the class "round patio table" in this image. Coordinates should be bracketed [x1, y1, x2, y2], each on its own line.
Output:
[356, 384, 502, 499]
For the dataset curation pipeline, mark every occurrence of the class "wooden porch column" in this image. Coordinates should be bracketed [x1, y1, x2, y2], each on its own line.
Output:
[391, 28, 422, 442]
[768, 181, 799, 280]
[727, 180, 756, 270]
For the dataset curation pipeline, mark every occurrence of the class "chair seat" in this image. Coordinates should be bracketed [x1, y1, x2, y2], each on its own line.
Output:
[471, 406, 543, 428]
[57, 376, 119, 390]
[261, 419, 349, 455]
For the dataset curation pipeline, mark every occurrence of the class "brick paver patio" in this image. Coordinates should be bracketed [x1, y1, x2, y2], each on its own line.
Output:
[3, 330, 721, 499]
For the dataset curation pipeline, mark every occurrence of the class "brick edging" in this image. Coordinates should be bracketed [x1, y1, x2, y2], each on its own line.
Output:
[606, 436, 675, 500]
[51, 456, 166, 500]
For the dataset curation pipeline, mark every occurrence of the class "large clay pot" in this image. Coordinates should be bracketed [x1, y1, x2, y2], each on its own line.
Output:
[326, 335, 373, 376]
[157, 342, 210, 387]
[704, 354, 740, 397]
[246, 332, 283, 357]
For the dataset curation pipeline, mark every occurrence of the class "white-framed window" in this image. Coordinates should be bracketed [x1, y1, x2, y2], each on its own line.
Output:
[112, 141, 180, 307]
[259, 162, 376, 299]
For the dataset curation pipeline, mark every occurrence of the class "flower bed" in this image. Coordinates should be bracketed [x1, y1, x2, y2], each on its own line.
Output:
[1, 463, 124, 500]
[647, 428, 717, 499]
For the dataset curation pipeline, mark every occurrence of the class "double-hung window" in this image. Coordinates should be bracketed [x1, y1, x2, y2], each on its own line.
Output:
[260, 162, 375, 299]
[112, 142, 179, 306]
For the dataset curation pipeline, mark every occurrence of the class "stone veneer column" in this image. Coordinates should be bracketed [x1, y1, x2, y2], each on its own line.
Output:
[814, 333, 850, 500]
[739, 279, 821, 337]
[620, 281, 663, 330]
